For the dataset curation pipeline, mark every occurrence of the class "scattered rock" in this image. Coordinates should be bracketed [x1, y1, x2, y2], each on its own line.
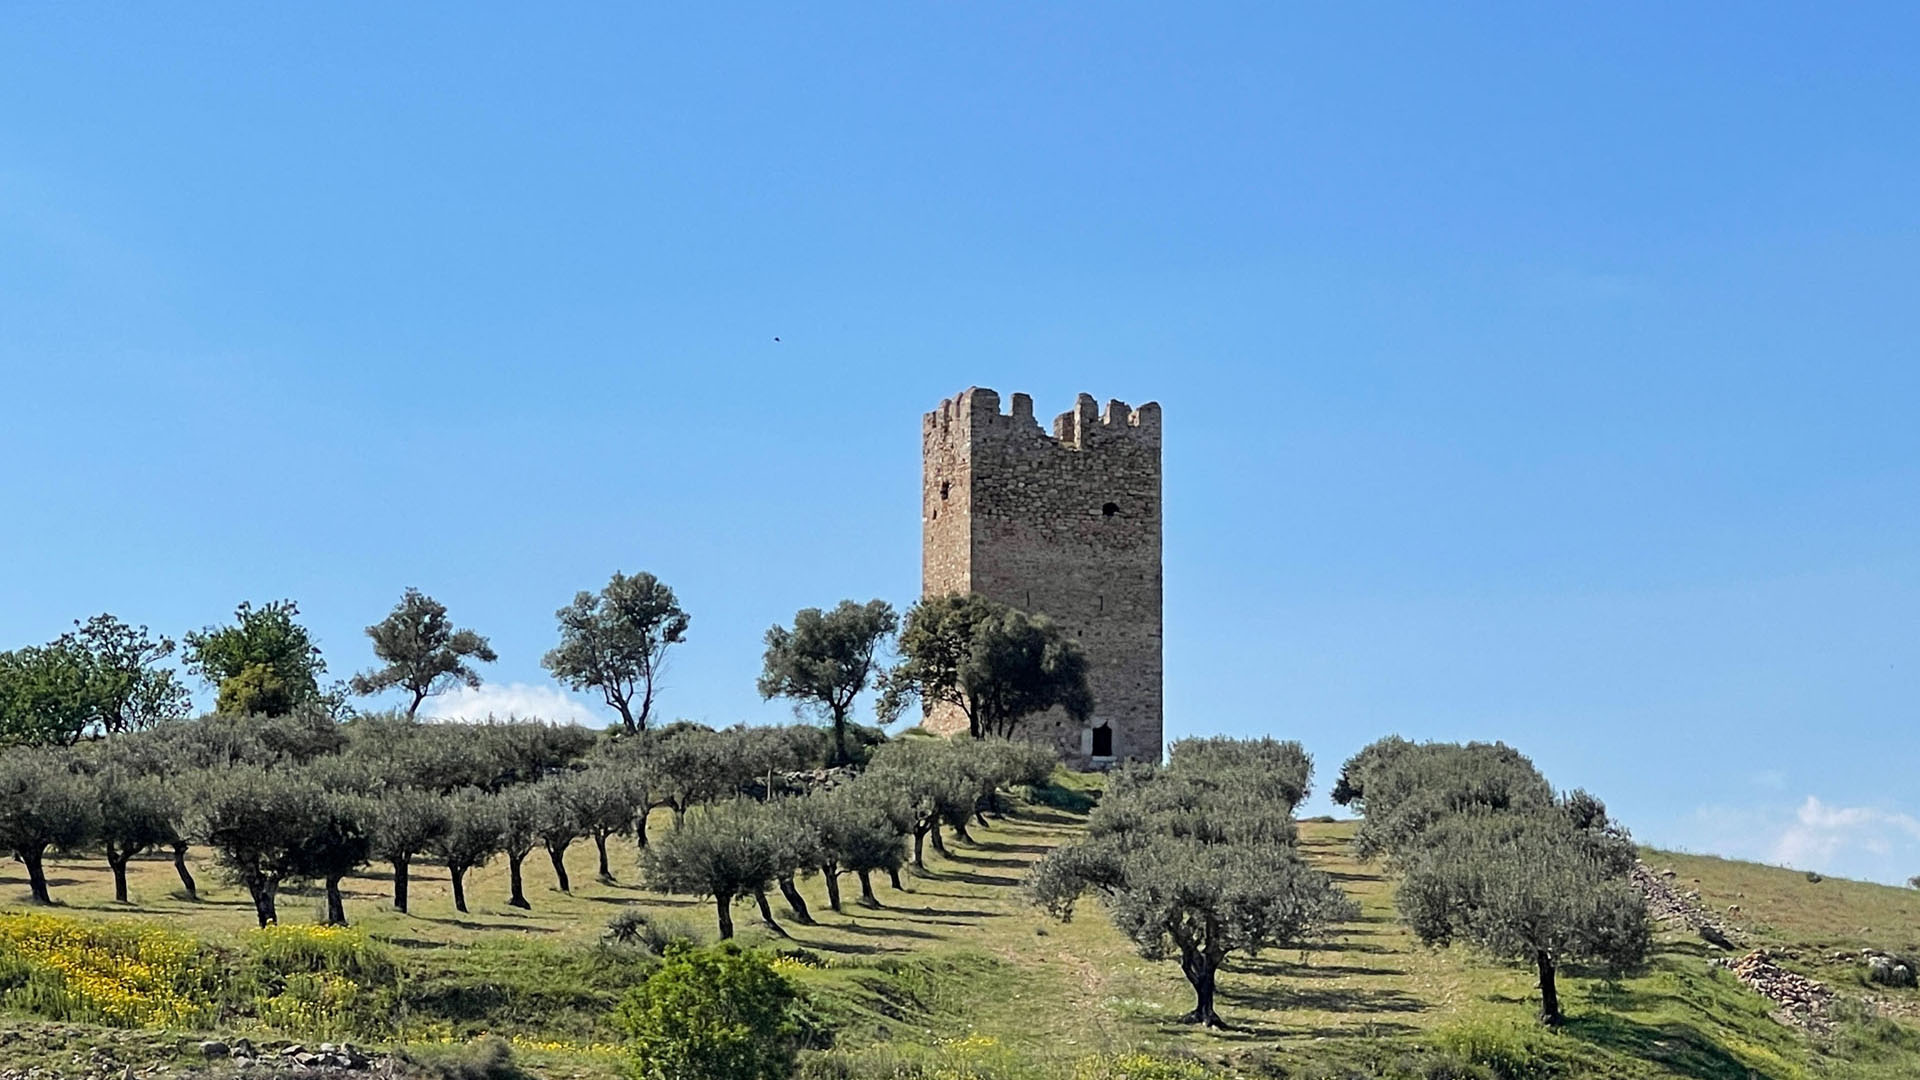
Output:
[198, 1040, 230, 1058]
[1868, 954, 1917, 988]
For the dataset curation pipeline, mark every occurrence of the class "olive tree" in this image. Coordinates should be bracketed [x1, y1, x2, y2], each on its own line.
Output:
[96, 768, 179, 903]
[881, 593, 1092, 740]
[298, 790, 374, 926]
[432, 788, 504, 914]
[1334, 738, 1555, 859]
[816, 787, 908, 908]
[1027, 738, 1357, 1028]
[194, 766, 334, 926]
[543, 571, 689, 733]
[1395, 804, 1650, 1025]
[1031, 834, 1355, 1027]
[349, 590, 498, 718]
[499, 785, 542, 910]
[0, 749, 99, 903]
[366, 787, 450, 913]
[533, 773, 590, 893]
[863, 738, 979, 865]
[569, 766, 647, 881]
[641, 801, 781, 939]
[758, 599, 897, 765]
[648, 726, 742, 827]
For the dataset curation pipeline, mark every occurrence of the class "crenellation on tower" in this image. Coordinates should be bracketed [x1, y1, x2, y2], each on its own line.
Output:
[920, 386, 1164, 766]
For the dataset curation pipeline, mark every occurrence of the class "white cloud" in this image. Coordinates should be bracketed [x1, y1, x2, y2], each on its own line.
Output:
[416, 682, 609, 727]
[1669, 797, 1920, 886]
[1771, 796, 1920, 872]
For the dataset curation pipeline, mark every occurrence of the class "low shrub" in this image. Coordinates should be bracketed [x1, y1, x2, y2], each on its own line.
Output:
[615, 942, 805, 1080]
[603, 908, 696, 956]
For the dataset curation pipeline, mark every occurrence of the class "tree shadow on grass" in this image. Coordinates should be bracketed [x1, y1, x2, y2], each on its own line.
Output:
[1011, 810, 1088, 828]
[941, 852, 1035, 871]
[1563, 1013, 1780, 1080]
[419, 915, 559, 933]
[1219, 981, 1428, 1016]
[971, 841, 1054, 855]
[918, 868, 1021, 887]
[1230, 957, 1407, 980]
[831, 921, 942, 942]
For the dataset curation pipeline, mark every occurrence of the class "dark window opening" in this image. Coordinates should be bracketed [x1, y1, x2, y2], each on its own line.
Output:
[1091, 724, 1114, 758]
[940, 481, 951, 501]
[1102, 501, 1119, 518]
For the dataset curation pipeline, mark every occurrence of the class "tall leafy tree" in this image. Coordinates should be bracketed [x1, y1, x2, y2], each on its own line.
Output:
[182, 600, 334, 717]
[543, 571, 689, 733]
[0, 749, 99, 903]
[881, 593, 1093, 739]
[349, 589, 498, 718]
[0, 641, 96, 747]
[758, 600, 897, 766]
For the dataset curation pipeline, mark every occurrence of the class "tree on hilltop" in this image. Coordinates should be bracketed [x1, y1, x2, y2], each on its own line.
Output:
[880, 593, 1092, 740]
[350, 589, 497, 719]
[183, 600, 337, 717]
[544, 571, 689, 734]
[1030, 832, 1354, 1027]
[0, 615, 189, 746]
[1027, 739, 1356, 1028]
[759, 599, 898, 766]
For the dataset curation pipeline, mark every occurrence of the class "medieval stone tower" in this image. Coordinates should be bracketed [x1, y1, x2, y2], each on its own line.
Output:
[921, 387, 1163, 765]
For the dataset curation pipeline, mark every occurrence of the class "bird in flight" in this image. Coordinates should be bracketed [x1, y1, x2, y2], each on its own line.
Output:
[773, 336, 782, 343]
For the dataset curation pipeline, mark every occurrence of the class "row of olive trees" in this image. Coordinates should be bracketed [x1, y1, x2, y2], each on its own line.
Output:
[0, 709, 871, 926]
[639, 735, 1058, 939]
[1026, 737, 1360, 1028]
[1331, 737, 1651, 1026]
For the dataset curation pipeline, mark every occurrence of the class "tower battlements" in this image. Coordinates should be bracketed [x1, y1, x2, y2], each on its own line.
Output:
[920, 386, 1164, 765]
[924, 387, 1161, 452]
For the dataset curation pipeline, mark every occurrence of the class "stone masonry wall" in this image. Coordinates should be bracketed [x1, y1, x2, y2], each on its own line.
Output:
[921, 387, 1163, 765]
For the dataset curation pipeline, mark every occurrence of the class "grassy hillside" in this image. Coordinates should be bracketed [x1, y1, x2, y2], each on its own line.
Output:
[1, 777, 1917, 1078]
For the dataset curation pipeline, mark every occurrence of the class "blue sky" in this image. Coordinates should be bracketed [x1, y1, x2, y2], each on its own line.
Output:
[4, 5, 1917, 882]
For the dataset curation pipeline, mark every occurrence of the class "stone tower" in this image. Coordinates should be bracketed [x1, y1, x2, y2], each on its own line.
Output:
[921, 387, 1163, 765]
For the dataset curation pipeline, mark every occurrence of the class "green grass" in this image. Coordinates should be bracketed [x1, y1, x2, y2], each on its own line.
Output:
[2, 788, 1919, 1078]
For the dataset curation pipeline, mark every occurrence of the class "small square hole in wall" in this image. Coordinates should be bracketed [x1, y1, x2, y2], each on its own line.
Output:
[1102, 501, 1119, 518]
